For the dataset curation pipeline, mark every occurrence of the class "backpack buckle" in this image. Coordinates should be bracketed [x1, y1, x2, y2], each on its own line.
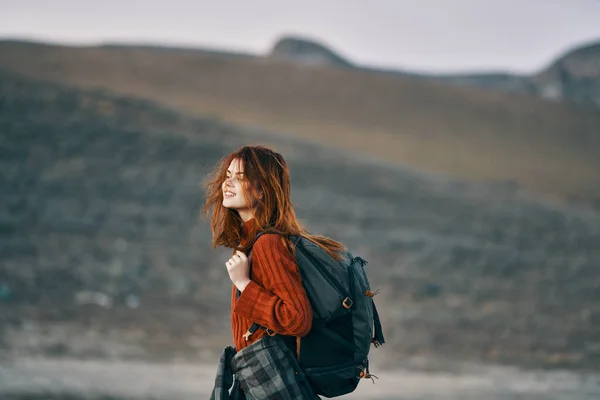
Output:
[265, 328, 277, 337]
[342, 297, 353, 309]
[243, 330, 254, 341]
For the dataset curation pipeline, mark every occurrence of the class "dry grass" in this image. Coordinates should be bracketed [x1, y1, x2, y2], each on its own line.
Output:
[3, 70, 600, 371]
[1, 41, 599, 202]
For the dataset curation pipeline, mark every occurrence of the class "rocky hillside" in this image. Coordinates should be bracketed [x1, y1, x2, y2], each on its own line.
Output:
[1, 71, 600, 370]
[531, 41, 600, 106]
[432, 40, 600, 108]
[1, 40, 599, 206]
[268, 36, 353, 68]
[269, 36, 600, 108]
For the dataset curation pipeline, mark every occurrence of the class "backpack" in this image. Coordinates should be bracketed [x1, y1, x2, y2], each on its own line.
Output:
[243, 233, 385, 398]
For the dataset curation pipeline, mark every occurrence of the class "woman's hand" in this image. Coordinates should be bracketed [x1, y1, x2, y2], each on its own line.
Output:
[226, 250, 251, 292]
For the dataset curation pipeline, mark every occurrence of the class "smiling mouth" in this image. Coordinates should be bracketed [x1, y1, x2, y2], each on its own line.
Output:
[224, 191, 236, 198]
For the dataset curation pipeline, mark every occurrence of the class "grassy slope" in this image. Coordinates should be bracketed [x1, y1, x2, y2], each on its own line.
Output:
[0, 41, 599, 204]
[2, 71, 600, 369]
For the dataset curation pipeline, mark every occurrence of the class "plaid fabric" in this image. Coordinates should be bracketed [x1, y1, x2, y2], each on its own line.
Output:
[210, 346, 246, 400]
[231, 336, 319, 400]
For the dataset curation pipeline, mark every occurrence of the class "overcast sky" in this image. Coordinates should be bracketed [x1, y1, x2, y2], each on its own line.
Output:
[1, 0, 600, 73]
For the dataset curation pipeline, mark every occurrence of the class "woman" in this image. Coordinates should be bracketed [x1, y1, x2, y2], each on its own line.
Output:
[203, 145, 344, 399]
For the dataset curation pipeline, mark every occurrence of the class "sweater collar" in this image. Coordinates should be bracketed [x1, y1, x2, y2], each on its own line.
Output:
[241, 218, 256, 240]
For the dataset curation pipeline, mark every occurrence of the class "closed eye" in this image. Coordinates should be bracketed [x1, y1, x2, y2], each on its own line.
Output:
[226, 171, 245, 179]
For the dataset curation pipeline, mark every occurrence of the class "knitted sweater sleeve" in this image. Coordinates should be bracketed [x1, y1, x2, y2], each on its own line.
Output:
[233, 234, 313, 336]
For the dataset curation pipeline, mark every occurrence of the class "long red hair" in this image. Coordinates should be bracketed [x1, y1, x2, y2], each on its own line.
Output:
[202, 145, 345, 259]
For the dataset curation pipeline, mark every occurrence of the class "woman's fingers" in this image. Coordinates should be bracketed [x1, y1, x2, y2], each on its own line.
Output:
[225, 251, 250, 290]
[235, 250, 247, 260]
[226, 254, 244, 269]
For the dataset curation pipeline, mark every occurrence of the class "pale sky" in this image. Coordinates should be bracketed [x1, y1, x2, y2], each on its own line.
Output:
[1, 0, 600, 73]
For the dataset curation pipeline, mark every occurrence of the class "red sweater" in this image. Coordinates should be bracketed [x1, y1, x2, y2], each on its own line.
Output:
[231, 220, 313, 351]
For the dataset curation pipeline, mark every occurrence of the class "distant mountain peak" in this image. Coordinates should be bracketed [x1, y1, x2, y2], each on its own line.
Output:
[268, 36, 353, 68]
[559, 41, 600, 60]
[532, 39, 600, 105]
[540, 40, 600, 79]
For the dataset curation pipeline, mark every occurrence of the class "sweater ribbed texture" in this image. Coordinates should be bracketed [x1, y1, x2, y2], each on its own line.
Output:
[231, 220, 312, 351]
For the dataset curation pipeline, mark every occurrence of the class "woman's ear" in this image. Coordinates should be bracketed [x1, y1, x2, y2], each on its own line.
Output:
[252, 181, 263, 200]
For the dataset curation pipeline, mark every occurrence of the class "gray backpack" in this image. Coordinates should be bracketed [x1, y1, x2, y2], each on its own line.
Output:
[243, 233, 385, 398]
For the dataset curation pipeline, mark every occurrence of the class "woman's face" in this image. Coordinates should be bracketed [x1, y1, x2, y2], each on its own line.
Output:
[222, 158, 258, 222]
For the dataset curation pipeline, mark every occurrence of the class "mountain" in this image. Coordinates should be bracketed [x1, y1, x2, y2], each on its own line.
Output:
[1, 40, 599, 206]
[531, 41, 600, 105]
[1, 71, 600, 370]
[431, 40, 600, 107]
[268, 36, 353, 68]
[264, 36, 600, 108]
